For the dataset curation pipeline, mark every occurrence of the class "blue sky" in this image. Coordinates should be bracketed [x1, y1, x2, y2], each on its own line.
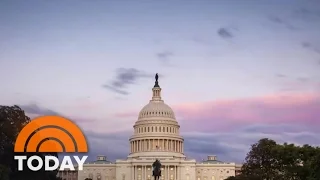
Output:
[1, 0, 320, 163]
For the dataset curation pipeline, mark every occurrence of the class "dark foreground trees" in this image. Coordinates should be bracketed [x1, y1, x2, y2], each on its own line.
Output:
[0, 105, 61, 180]
[226, 138, 320, 180]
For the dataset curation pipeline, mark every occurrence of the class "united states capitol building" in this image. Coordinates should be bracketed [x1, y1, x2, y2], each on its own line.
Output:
[60, 76, 242, 180]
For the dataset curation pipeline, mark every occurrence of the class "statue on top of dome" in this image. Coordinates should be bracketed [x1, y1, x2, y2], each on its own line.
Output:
[155, 73, 159, 82]
[154, 73, 160, 87]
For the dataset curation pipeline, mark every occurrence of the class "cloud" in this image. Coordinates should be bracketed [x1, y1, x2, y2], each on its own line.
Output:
[102, 68, 151, 95]
[275, 75, 319, 92]
[268, 16, 284, 24]
[111, 93, 320, 132]
[217, 28, 233, 39]
[275, 76, 315, 92]
[183, 133, 246, 162]
[183, 127, 320, 163]
[275, 73, 287, 78]
[156, 51, 175, 66]
[301, 41, 320, 54]
[273, 75, 315, 91]
[292, 7, 320, 22]
[19, 103, 94, 124]
[302, 42, 312, 48]
[297, 77, 309, 83]
[102, 85, 129, 95]
[268, 16, 297, 30]
[175, 93, 320, 132]
[20, 103, 61, 116]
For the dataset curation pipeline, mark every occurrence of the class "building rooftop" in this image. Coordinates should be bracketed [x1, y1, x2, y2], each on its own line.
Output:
[201, 159, 224, 164]
[86, 155, 113, 164]
[200, 155, 224, 164]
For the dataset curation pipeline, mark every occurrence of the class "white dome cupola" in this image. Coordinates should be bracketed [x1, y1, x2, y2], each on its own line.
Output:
[128, 73, 185, 159]
[138, 77, 176, 120]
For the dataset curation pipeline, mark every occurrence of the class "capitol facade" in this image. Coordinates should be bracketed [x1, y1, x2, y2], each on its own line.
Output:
[71, 77, 241, 180]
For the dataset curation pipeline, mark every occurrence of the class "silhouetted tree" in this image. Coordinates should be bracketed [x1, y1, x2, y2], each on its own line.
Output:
[0, 105, 60, 180]
[233, 138, 320, 180]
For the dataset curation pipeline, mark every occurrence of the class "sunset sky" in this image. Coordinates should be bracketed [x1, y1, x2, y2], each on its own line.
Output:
[1, 0, 320, 163]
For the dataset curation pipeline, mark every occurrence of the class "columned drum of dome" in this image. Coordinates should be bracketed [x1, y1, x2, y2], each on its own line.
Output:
[128, 74, 185, 158]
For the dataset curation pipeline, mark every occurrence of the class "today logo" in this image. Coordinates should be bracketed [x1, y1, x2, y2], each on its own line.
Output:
[14, 116, 88, 171]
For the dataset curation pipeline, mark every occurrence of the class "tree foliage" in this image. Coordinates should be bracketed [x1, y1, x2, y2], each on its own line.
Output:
[0, 105, 61, 180]
[0, 164, 10, 180]
[230, 138, 320, 180]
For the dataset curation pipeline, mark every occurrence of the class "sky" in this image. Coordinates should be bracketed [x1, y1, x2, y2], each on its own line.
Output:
[1, 0, 320, 163]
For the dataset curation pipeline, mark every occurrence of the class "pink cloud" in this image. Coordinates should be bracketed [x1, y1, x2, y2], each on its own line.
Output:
[113, 92, 320, 132]
[174, 92, 320, 131]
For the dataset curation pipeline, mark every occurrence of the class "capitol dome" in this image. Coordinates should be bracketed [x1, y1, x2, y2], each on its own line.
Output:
[128, 73, 185, 158]
[79, 73, 239, 180]
[138, 100, 176, 120]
